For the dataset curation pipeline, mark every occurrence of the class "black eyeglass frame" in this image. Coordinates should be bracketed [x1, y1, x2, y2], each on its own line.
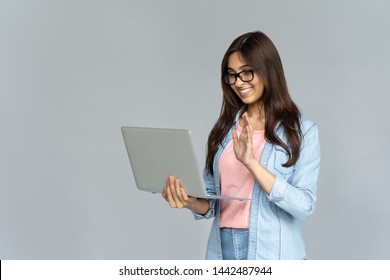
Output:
[223, 69, 255, 85]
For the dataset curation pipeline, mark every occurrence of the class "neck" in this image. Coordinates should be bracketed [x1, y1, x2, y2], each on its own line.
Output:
[247, 103, 265, 119]
[245, 103, 265, 130]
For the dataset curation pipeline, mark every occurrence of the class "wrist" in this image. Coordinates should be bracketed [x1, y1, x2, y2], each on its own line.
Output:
[187, 198, 209, 215]
[244, 156, 259, 171]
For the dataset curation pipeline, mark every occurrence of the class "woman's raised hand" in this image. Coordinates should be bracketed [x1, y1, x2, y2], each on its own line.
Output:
[232, 112, 256, 167]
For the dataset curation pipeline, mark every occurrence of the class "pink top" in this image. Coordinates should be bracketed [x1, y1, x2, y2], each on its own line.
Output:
[218, 124, 266, 229]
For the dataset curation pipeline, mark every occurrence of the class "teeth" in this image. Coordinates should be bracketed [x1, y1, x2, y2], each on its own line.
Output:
[239, 88, 252, 94]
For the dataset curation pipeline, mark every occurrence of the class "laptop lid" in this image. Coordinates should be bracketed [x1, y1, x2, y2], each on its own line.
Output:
[121, 126, 250, 200]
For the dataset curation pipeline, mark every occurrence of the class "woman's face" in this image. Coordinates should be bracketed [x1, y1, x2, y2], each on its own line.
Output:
[227, 52, 264, 106]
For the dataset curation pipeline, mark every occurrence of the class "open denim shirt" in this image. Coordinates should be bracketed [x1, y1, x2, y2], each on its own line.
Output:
[194, 109, 321, 260]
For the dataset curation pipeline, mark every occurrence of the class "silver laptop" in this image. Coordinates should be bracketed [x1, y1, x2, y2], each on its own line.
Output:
[121, 126, 250, 200]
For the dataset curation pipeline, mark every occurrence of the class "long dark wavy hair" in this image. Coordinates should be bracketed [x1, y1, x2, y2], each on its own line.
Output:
[205, 31, 302, 175]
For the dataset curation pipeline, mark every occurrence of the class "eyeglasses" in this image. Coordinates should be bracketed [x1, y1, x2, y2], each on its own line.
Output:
[223, 70, 254, 85]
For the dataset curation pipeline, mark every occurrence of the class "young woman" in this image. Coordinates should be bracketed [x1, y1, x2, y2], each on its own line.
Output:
[162, 31, 320, 260]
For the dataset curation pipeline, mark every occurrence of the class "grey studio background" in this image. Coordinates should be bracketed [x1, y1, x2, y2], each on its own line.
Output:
[1, 0, 389, 259]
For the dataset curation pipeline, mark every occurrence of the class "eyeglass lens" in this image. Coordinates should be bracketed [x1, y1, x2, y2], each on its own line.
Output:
[224, 70, 254, 85]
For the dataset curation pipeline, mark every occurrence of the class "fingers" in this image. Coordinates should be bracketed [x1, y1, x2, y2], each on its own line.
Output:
[165, 183, 176, 208]
[171, 177, 184, 208]
[180, 188, 189, 201]
[232, 112, 256, 165]
[162, 188, 167, 200]
[242, 112, 253, 137]
[164, 176, 188, 209]
[174, 177, 184, 202]
[240, 113, 253, 147]
[232, 127, 238, 146]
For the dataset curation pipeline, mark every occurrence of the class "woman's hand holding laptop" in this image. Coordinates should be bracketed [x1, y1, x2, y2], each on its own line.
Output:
[162, 176, 209, 215]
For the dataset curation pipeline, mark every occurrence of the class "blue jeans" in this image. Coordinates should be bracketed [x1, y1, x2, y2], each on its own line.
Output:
[220, 228, 249, 260]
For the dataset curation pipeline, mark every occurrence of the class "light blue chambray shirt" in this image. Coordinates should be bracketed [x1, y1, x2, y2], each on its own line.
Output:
[194, 109, 321, 260]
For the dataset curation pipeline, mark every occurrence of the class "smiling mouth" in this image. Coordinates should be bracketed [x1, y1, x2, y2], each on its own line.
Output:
[238, 87, 252, 96]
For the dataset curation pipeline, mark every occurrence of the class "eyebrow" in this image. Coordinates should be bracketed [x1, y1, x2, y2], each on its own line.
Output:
[227, 64, 252, 72]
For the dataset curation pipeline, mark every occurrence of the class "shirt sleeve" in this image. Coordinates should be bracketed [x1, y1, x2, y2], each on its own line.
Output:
[192, 169, 217, 220]
[267, 122, 321, 220]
